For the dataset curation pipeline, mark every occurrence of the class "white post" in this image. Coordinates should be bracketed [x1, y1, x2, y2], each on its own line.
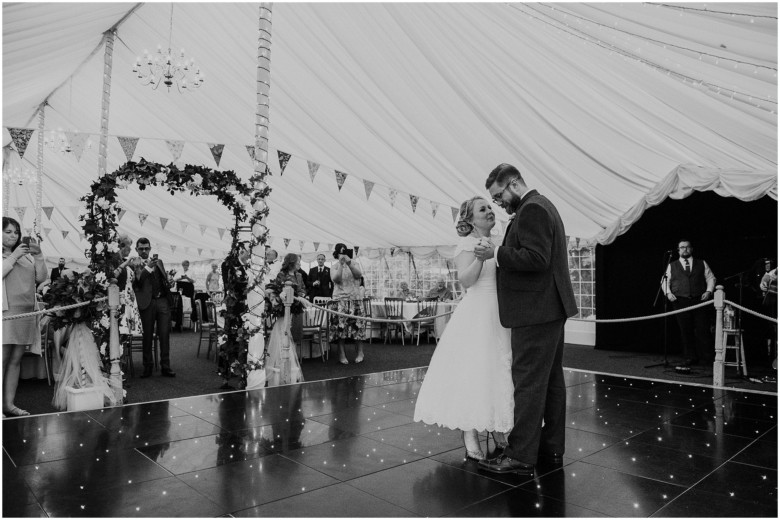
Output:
[34, 105, 45, 238]
[713, 285, 725, 387]
[97, 30, 114, 179]
[108, 280, 123, 404]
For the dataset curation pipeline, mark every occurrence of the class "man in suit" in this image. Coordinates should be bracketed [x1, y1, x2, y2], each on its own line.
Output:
[474, 163, 577, 476]
[50, 258, 66, 283]
[131, 238, 176, 378]
[661, 239, 715, 366]
[307, 254, 333, 300]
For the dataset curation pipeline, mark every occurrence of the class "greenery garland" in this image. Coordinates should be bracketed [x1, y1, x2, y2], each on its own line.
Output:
[44, 158, 271, 384]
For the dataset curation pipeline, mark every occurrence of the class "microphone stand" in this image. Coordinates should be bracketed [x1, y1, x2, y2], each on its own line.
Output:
[646, 250, 674, 368]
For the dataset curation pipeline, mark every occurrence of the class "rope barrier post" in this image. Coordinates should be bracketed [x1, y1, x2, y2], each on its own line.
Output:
[713, 285, 725, 387]
[108, 279, 123, 405]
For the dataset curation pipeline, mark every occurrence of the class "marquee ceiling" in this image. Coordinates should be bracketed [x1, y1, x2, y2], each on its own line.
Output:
[3, 2, 777, 264]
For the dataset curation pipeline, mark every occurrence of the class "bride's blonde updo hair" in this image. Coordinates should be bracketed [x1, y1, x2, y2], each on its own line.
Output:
[455, 196, 484, 237]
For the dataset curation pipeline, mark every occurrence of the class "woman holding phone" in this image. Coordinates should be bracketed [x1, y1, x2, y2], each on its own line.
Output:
[329, 243, 366, 364]
[2, 217, 47, 416]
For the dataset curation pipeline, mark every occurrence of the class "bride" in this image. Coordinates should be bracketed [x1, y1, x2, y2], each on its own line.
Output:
[414, 196, 513, 460]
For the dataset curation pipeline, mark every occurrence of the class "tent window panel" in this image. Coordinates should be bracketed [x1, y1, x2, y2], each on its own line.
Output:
[568, 245, 597, 319]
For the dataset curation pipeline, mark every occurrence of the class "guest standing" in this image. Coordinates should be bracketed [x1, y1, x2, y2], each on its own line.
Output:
[661, 239, 716, 366]
[205, 263, 221, 295]
[131, 238, 175, 378]
[329, 243, 366, 365]
[307, 254, 333, 300]
[50, 258, 66, 283]
[2, 217, 47, 416]
[273, 253, 307, 350]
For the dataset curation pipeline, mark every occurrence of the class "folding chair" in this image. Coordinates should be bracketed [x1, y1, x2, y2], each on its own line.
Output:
[301, 306, 328, 362]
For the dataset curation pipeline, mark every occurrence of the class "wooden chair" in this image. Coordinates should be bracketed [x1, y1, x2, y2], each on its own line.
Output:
[122, 333, 159, 378]
[39, 322, 54, 386]
[195, 300, 219, 361]
[383, 297, 406, 345]
[412, 297, 438, 345]
[362, 297, 381, 343]
[301, 306, 328, 362]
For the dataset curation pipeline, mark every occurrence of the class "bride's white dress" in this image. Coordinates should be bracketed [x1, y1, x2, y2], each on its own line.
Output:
[414, 236, 514, 433]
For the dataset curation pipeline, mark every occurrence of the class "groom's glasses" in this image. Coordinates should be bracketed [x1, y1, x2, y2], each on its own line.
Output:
[491, 179, 516, 204]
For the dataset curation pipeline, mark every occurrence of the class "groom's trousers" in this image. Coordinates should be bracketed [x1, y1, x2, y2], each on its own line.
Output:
[504, 318, 567, 465]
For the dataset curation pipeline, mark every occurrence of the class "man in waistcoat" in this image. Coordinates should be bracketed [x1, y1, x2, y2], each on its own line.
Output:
[662, 239, 716, 366]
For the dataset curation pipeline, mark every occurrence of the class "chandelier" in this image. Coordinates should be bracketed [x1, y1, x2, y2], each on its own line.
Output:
[132, 4, 204, 92]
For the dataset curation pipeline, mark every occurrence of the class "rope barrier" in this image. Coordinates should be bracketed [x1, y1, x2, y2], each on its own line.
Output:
[2, 297, 108, 321]
[569, 300, 714, 324]
[305, 300, 455, 324]
[723, 299, 778, 324]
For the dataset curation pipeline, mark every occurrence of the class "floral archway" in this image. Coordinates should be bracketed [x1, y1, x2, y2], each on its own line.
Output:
[48, 158, 271, 385]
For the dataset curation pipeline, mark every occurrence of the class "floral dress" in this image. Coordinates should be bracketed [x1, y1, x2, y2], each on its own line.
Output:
[328, 262, 366, 342]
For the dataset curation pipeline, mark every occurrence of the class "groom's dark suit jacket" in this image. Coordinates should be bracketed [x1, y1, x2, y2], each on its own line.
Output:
[496, 189, 577, 327]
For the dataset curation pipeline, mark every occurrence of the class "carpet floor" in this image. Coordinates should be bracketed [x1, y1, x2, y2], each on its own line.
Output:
[12, 330, 777, 417]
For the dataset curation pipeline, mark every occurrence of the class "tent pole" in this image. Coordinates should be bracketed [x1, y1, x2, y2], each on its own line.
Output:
[244, 3, 274, 389]
[34, 104, 45, 239]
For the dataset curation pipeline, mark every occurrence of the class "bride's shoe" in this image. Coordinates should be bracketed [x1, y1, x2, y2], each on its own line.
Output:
[490, 431, 509, 449]
[462, 431, 485, 462]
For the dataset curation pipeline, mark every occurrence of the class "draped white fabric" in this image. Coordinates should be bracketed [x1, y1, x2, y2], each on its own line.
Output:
[2, 3, 776, 264]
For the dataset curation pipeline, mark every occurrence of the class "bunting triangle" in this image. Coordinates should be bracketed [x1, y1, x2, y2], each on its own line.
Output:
[208, 143, 224, 167]
[62, 230, 69, 239]
[217, 228, 225, 239]
[277, 150, 291, 176]
[171, 245, 177, 253]
[313, 242, 320, 251]
[8, 128, 34, 158]
[117, 136, 139, 162]
[451, 206, 459, 223]
[410, 195, 419, 213]
[266, 236, 274, 246]
[388, 189, 398, 208]
[14, 206, 26, 222]
[165, 140, 184, 162]
[327, 243, 333, 252]
[43, 227, 52, 238]
[42, 207, 54, 220]
[298, 240, 305, 250]
[139, 213, 148, 226]
[430, 201, 439, 219]
[197, 248, 203, 256]
[307, 161, 319, 183]
[363, 180, 374, 200]
[200, 225, 207, 236]
[160, 217, 168, 230]
[65, 132, 89, 162]
[354, 246, 360, 256]
[210, 249, 215, 256]
[117, 209, 127, 222]
[246, 145, 256, 161]
[181, 221, 189, 233]
[335, 170, 347, 191]
[283, 238, 290, 249]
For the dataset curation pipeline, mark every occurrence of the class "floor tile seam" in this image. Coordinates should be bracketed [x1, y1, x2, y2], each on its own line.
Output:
[729, 457, 779, 472]
[565, 367, 778, 396]
[337, 480, 424, 517]
[277, 449, 421, 484]
[2, 446, 18, 468]
[167, 472, 229, 515]
[660, 485, 779, 515]
[667, 416, 776, 439]
[585, 435, 735, 470]
[573, 459, 692, 492]
[726, 435, 779, 471]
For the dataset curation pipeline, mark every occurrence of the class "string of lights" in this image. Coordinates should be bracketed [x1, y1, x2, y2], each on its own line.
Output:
[509, 3, 777, 114]
[653, 3, 778, 19]
[538, 2, 776, 71]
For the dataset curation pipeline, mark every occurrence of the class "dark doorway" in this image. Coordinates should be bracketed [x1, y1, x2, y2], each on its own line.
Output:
[595, 191, 777, 367]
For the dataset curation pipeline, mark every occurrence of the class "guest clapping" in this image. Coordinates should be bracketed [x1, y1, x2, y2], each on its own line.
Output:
[2, 218, 47, 416]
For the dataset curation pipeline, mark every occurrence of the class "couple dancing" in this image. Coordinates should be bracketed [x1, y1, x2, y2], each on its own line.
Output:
[414, 163, 577, 476]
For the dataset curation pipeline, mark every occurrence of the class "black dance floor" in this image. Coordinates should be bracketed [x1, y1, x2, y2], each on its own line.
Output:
[3, 368, 777, 517]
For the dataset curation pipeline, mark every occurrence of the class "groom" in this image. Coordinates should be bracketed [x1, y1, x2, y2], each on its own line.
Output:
[474, 163, 577, 476]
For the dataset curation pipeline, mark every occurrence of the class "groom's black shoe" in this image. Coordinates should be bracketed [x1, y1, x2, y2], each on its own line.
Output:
[538, 452, 564, 466]
[478, 454, 534, 476]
